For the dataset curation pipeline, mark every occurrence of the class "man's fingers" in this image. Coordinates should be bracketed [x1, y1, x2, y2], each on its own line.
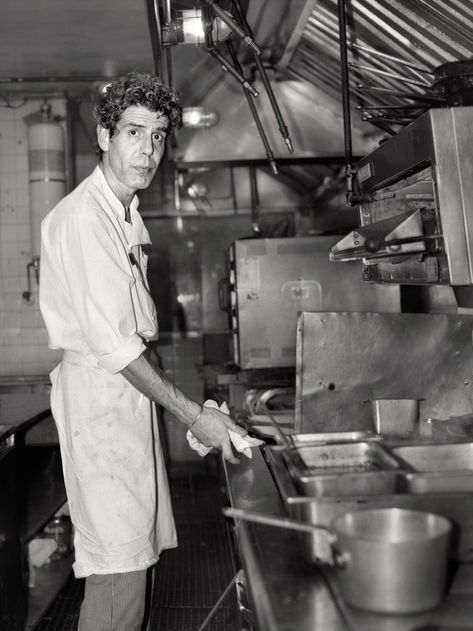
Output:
[224, 417, 248, 437]
[221, 436, 239, 464]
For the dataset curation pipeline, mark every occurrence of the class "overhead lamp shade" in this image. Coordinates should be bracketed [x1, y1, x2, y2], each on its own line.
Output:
[182, 107, 220, 128]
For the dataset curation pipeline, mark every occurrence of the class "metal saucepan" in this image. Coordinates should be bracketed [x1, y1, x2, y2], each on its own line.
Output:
[224, 506, 452, 614]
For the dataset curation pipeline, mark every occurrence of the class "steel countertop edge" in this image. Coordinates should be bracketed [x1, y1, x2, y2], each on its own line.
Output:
[222, 448, 350, 631]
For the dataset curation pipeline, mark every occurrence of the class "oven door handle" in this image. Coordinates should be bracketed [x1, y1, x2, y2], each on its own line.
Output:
[218, 277, 231, 312]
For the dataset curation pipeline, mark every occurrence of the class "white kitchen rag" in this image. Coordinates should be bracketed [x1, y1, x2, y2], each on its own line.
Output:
[186, 399, 264, 458]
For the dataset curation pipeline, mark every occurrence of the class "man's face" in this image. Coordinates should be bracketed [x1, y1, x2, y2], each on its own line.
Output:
[98, 105, 169, 201]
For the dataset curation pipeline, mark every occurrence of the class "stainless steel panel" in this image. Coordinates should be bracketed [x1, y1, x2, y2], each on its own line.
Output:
[231, 237, 400, 369]
[431, 107, 473, 284]
[295, 312, 473, 433]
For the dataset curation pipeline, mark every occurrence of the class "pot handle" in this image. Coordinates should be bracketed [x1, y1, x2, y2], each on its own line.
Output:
[223, 507, 341, 566]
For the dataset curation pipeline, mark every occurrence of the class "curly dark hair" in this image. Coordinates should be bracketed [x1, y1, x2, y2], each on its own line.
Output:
[93, 71, 181, 158]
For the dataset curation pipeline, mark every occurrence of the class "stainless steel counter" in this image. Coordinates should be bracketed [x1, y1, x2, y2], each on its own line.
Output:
[223, 447, 473, 631]
[0, 393, 52, 440]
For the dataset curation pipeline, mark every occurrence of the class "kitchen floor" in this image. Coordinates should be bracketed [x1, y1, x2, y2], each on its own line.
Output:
[34, 461, 242, 631]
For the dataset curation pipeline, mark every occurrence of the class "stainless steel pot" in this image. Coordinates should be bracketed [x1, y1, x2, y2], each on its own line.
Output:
[224, 506, 451, 614]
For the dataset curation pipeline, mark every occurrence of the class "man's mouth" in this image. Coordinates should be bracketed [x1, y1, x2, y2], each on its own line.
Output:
[134, 166, 154, 174]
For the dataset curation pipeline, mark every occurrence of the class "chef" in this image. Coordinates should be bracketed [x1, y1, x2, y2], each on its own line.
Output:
[39, 71, 247, 631]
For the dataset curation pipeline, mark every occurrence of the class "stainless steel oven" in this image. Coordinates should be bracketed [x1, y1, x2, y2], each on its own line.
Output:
[223, 236, 400, 369]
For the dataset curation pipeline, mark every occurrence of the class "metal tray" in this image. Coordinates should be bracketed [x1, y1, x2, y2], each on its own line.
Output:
[393, 443, 473, 493]
[282, 441, 402, 497]
[392, 442, 473, 471]
[286, 431, 381, 447]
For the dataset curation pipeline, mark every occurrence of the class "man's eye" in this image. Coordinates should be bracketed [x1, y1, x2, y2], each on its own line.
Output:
[129, 129, 138, 136]
[153, 134, 164, 143]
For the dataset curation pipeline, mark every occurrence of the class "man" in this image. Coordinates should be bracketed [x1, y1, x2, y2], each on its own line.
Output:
[39, 71, 247, 631]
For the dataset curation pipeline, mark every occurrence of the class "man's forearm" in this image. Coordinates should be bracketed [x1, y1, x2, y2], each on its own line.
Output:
[120, 352, 200, 427]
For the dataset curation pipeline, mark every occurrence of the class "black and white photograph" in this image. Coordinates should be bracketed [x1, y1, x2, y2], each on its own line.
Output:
[0, 1, 472, 630]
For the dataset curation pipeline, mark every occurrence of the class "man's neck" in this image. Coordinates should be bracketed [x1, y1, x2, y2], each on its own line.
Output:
[99, 161, 134, 209]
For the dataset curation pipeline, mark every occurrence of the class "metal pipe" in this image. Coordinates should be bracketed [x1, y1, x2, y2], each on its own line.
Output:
[253, 54, 293, 153]
[163, 0, 171, 21]
[226, 40, 278, 174]
[145, 0, 164, 78]
[207, 45, 259, 97]
[173, 168, 181, 213]
[162, 0, 174, 89]
[0, 76, 114, 84]
[230, 167, 238, 212]
[195, 570, 243, 631]
[355, 83, 445, 102]
[348, 62, 431, 87]
[223, 508, 332, 536]
[231, 0, 293, 154]
[348, 43, 433, 75]
[363, 115, 418, 124]
[249, 166, 260, 234]
[337, 0, 357, 206]
[356, 104, 426, 110]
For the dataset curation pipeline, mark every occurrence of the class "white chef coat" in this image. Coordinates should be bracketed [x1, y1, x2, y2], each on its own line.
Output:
[39, 166, 177, 578]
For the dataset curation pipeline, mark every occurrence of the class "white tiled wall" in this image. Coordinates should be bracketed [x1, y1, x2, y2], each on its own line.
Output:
[0, 98, 64, 378]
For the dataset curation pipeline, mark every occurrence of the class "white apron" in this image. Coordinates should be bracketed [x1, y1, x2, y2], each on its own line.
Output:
[50, 353, 177, 578]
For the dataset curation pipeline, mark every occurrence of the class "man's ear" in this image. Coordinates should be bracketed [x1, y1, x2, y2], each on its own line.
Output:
[97, 125, 110, 153]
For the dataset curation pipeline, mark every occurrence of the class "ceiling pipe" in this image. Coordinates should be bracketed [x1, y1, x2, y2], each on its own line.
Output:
[226, 39, 278, 175]
[0, 76, 114, 84]
[337, 0, 359, 206]
[162, 0, 174, 89]
[145, 0, 164, 79]
[230, 0, 294, 154]
[203, 12, 259, 97]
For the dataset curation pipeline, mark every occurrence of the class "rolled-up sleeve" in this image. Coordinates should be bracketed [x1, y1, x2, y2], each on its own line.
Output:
[55, 212, 147, 373]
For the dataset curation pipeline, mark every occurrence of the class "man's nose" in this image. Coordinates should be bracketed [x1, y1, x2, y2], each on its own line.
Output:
[141, 135, 154, 156]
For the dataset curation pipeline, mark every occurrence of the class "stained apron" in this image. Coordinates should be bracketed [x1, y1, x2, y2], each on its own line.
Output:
[50, 350, 177, 578]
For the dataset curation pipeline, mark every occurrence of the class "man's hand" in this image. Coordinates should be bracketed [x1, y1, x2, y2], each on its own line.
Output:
[190, 405, 247, 464]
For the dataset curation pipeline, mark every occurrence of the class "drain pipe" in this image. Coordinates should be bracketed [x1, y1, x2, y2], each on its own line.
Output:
[337, 0, 358, 206]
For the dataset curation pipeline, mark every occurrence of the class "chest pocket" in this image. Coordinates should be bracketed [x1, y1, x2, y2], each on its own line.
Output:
[129, 248, 158, 341]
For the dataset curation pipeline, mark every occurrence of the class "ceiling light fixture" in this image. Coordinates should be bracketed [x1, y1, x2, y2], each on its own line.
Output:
[161, 8, 232, 47]
[181, 106, 220, 128]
